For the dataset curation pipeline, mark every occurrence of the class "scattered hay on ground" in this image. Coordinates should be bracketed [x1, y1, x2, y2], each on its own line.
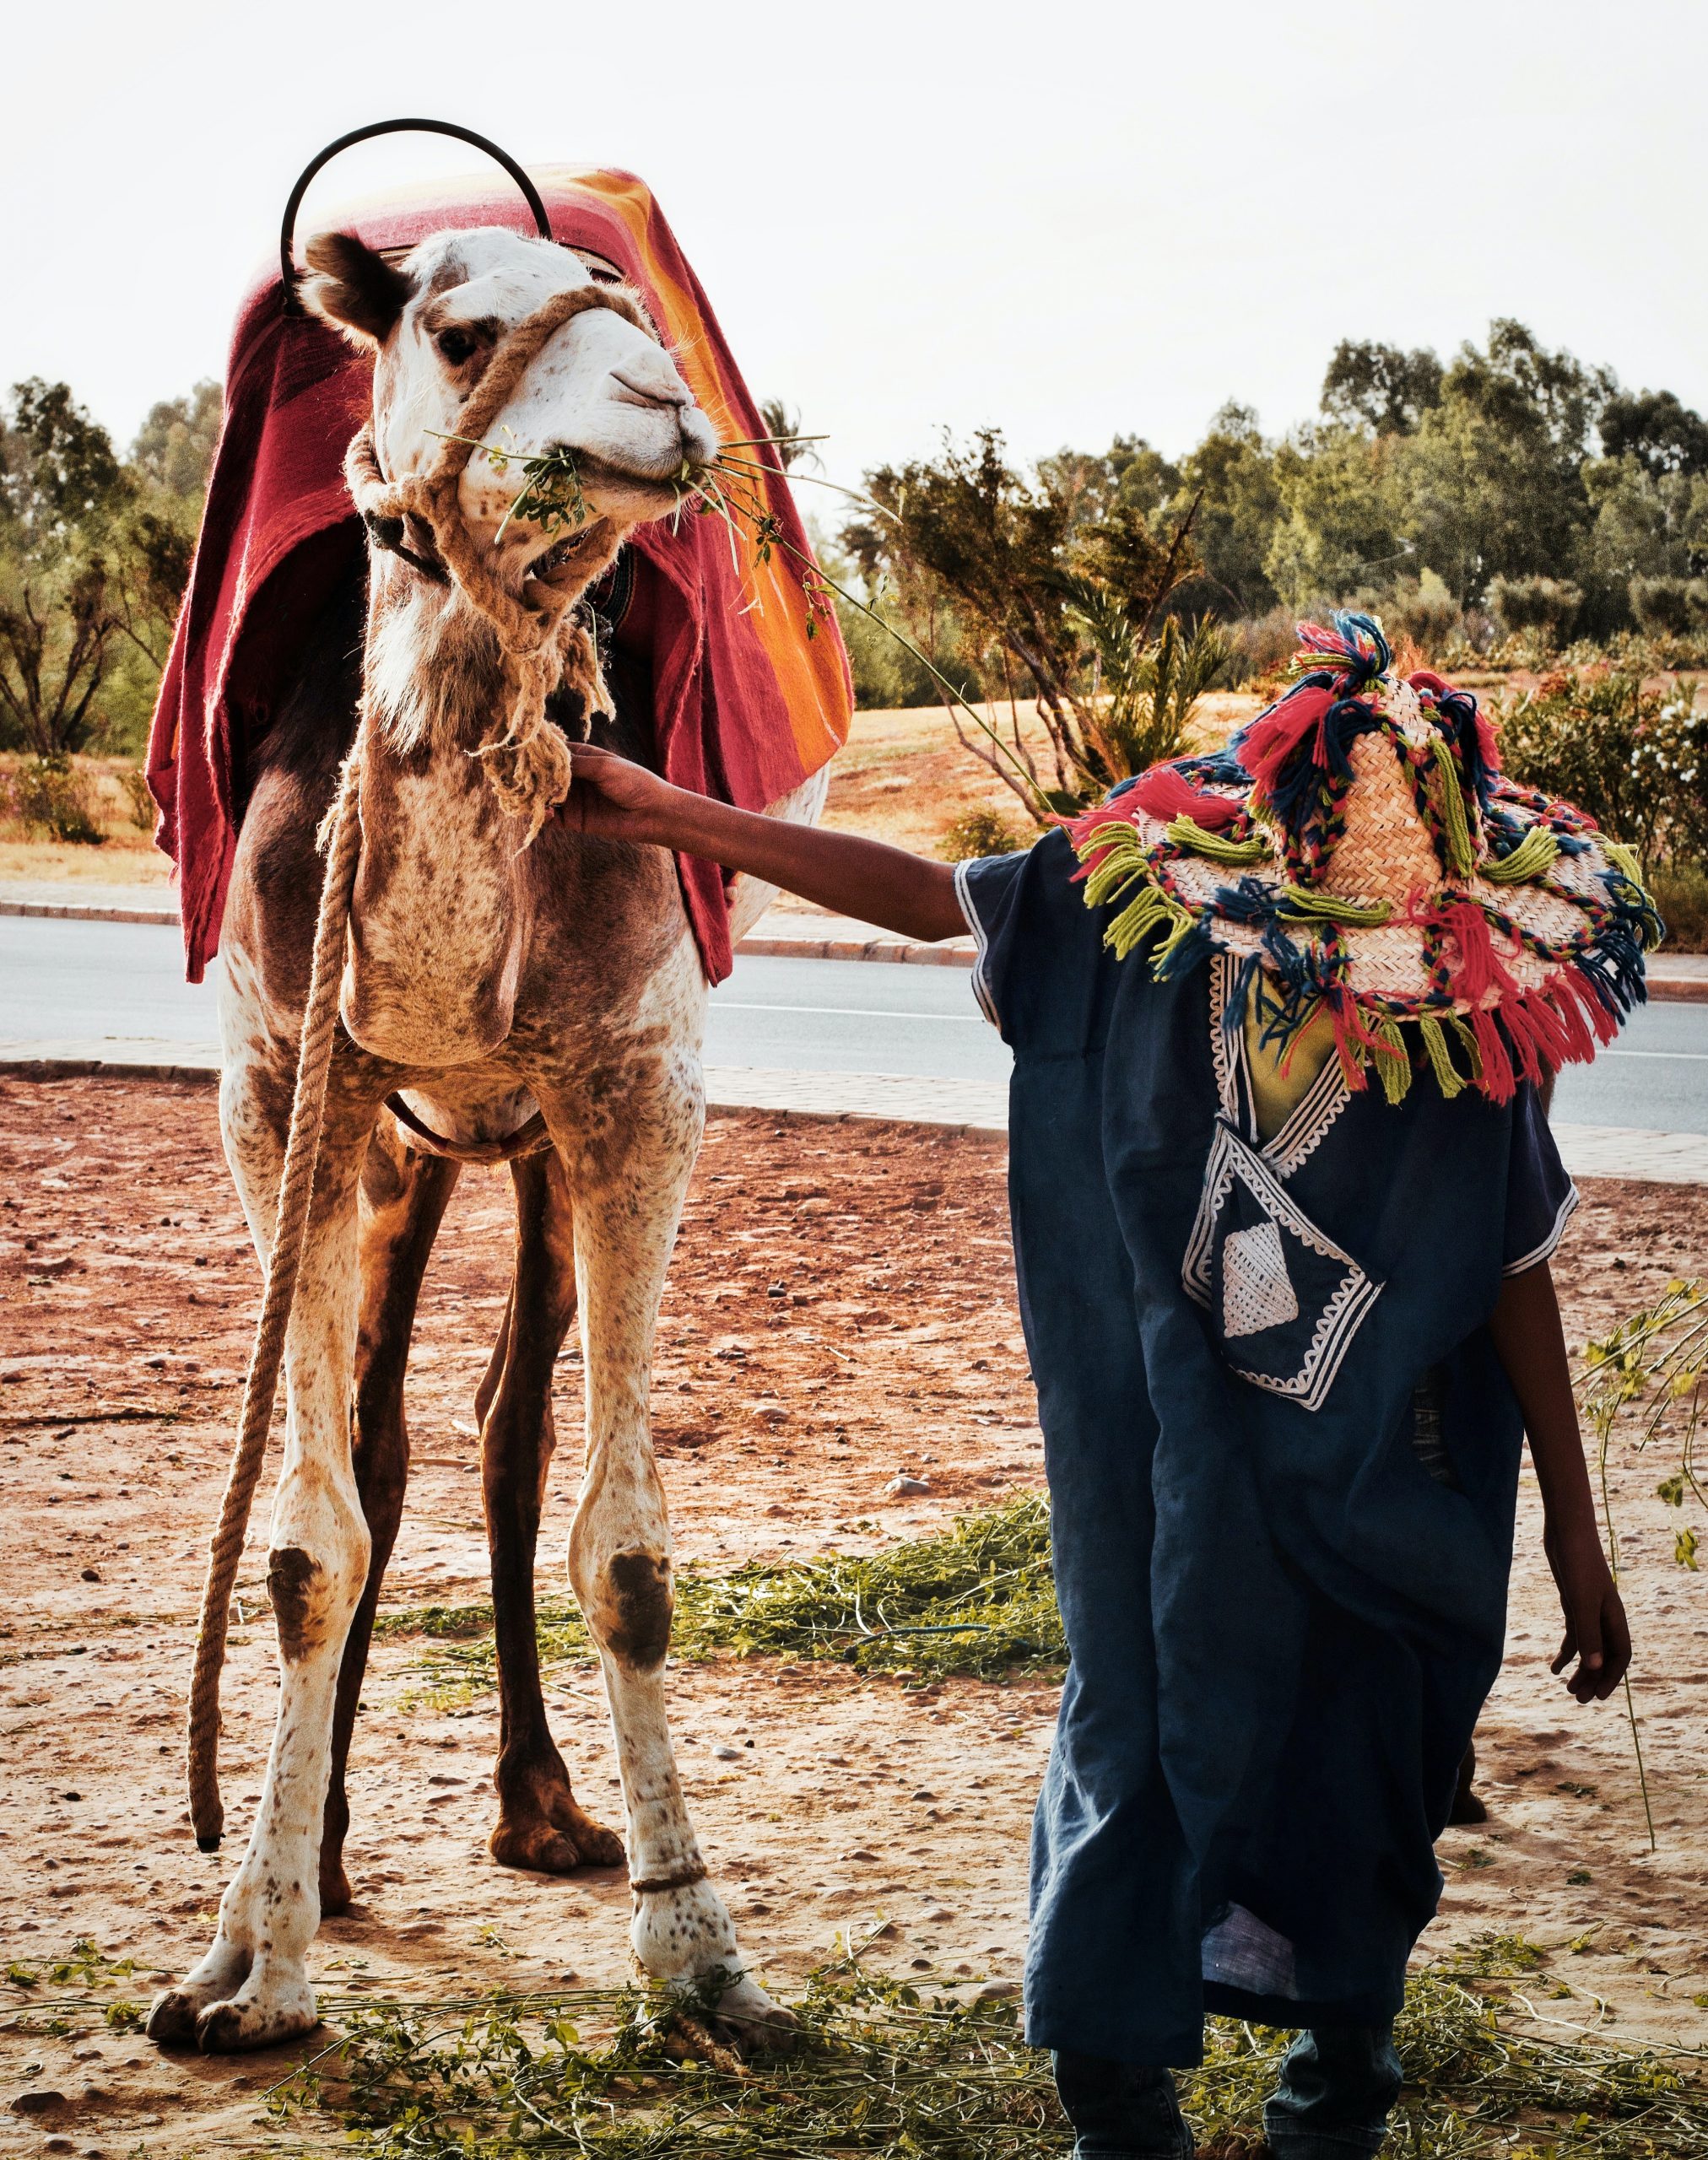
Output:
[242, 1936, 1705, 2157]
[376, 1494, 1063, 1705]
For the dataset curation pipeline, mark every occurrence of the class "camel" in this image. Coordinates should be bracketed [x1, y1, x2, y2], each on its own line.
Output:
[147, 224, 822, 2054]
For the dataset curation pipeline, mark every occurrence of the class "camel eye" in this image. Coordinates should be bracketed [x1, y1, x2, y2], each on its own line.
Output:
[436, 327, 478, 366]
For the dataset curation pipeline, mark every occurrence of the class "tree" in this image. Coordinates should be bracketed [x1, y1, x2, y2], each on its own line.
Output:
[0, 377, 127, 541]
[1446, 320, 1611, 469]
[0, 375, 221, 755]
[0, 552, 119, 756]
[1321, 341, 1444, 435]
[1598, 388, 1708, 478]
[1176, 403, 1283, 616]
[1581, 454, 1708, 587]
[846, 429, 1213, 814]
[757, 397, 818, 473]
[0, 381, 129, 755]
[1264, 424, 1407, 611]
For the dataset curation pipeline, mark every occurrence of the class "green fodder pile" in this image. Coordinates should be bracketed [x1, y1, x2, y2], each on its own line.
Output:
[253, 1940, 1706, 2159]
[375, 1494, 1063, 1704]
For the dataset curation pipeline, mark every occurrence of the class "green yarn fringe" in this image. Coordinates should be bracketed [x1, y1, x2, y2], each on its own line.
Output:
[1417, 1013, 1467, 1099]
[1104, 881, 1197, 963]
[1430, 737, 1478, 877]
[1370, 1018, 1413, 1104]
[1278, 885, 1394, 927]
[1165, 815, 1271, 866]
[1479, 826, 1559, 884]
[1602, 837, 1646, 888]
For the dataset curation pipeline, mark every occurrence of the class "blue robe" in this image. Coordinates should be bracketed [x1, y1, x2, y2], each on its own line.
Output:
[956, 829, 1575, 2066]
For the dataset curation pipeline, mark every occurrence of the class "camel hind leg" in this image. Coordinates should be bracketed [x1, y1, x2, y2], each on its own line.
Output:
[320, 1119, 462, 1914]
[481, 1147, 624, 1873]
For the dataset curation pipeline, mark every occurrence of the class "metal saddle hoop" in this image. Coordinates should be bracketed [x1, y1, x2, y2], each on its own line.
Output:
[278, 116, 552, 316]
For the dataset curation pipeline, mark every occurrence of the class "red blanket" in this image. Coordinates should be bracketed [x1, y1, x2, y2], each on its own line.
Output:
[146, 165, 852, 984]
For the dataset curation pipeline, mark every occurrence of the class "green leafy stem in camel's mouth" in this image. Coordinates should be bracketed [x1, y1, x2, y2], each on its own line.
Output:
[429, 427, 1059, 814]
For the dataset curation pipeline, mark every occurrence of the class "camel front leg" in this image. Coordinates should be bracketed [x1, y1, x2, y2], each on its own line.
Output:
[150, 1086, 376, 2053]
[551, 1081, 792, 2048]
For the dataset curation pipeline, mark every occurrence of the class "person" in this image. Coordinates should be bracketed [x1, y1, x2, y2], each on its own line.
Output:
[563, 613, 1646, 2159]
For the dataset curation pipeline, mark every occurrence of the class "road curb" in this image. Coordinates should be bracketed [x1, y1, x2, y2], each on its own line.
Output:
[736, 932, 975, 966]
[1, 898, 180, 926]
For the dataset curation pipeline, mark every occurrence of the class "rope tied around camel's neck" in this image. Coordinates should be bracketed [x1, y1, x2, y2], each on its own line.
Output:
[345, 278, 654, 842]
[184, 280, 657, 1847]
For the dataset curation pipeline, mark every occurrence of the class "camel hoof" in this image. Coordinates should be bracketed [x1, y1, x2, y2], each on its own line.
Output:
[709, 1974, 799, 2059]
[144, 1989, 203, 2048]
[194, 1992, 320, 2055]
[555, 1814, 626, 1870]
[489, 1810, 625, 1875]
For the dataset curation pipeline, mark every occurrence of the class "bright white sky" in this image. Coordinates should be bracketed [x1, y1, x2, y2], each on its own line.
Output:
[6, 0, 1705, 494]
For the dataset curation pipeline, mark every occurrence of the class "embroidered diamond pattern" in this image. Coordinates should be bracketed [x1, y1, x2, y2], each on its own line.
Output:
[1222, 1220, 1300, 1338]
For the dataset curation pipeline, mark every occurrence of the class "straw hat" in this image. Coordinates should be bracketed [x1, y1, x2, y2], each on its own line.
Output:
[1068, 613, 1662, 1104]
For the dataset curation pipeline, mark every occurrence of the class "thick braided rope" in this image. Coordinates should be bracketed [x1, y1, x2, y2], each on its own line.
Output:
[184, 751, 365, 1850]
[344, 283, 649, 840]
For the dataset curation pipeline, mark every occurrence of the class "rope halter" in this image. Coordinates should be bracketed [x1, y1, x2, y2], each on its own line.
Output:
[343, 278, 661, 841]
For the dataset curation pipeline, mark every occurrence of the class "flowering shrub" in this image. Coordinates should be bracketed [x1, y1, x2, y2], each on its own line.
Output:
[1495, 667, 1705, 877]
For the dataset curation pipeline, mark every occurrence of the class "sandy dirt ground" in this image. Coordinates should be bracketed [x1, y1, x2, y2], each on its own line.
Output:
[0, 1077, 1705, 2155]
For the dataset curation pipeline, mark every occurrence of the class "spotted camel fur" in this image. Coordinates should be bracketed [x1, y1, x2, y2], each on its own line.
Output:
[148, 224, 823, 2054]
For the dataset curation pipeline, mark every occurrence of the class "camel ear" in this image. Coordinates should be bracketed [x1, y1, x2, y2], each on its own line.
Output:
[300, 232, 414, 346]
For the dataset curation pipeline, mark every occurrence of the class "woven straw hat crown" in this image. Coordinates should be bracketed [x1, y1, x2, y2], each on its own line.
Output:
[1068, 612, 1662, 1104]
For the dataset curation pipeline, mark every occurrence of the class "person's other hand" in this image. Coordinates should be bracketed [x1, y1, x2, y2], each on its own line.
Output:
[559, 743, 680, 841]
[1544, 1522, 1632, 1702]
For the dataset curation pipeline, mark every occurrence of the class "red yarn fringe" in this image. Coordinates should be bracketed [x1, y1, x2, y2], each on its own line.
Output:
[1403, 893, 1520, 1005]
[1127, 764, 1243, 829]
[1238, 685, 1337, 793]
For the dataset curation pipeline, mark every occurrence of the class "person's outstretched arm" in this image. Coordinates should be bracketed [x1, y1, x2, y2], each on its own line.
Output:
[1488, 1260, 1631, 1703]
[562, 742, 969, 944]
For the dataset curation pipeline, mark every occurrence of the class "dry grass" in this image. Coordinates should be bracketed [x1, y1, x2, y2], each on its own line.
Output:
[0, 753, 171, 885]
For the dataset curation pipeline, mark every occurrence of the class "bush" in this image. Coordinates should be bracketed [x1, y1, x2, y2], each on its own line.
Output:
[1488, 575, 1582, 648]
[1224, 605, 1300, 688]
[4, 755, 106, 844]
[1629, 575, 1708, 639]
[1496, 668, 1705, 874]
[1384, 568, 1461, 659]
[118, 763, 155, 831]
[939, 807, 1026, 861]
[1651, 865, 1708, 951]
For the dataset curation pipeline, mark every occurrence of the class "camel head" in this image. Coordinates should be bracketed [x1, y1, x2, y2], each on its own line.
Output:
[302, 226, 717, 591]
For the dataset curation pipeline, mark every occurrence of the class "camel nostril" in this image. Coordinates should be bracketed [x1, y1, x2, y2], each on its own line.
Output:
[609, 366, 689, 411]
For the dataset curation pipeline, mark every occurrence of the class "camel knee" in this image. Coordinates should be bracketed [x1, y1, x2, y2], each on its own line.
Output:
[576, 1545, 673, 1671]
[267, 1526, 369, 1665]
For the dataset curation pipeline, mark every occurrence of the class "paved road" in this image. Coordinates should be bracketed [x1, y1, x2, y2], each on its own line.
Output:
[1, 915, 1703, 1132]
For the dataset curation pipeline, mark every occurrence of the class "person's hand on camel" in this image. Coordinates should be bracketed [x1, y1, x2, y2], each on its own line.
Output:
[560, 742, 682, 842]
[564, 742, 968, 944]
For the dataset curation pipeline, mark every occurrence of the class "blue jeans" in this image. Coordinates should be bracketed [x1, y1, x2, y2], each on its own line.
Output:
[1054, 2024, 1403, 2159]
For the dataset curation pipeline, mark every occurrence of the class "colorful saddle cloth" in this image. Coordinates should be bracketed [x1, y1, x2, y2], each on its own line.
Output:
[145, 165, 851, 984]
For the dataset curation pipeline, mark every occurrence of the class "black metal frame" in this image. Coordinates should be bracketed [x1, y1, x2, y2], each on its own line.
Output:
[278, 118, 551, 316]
